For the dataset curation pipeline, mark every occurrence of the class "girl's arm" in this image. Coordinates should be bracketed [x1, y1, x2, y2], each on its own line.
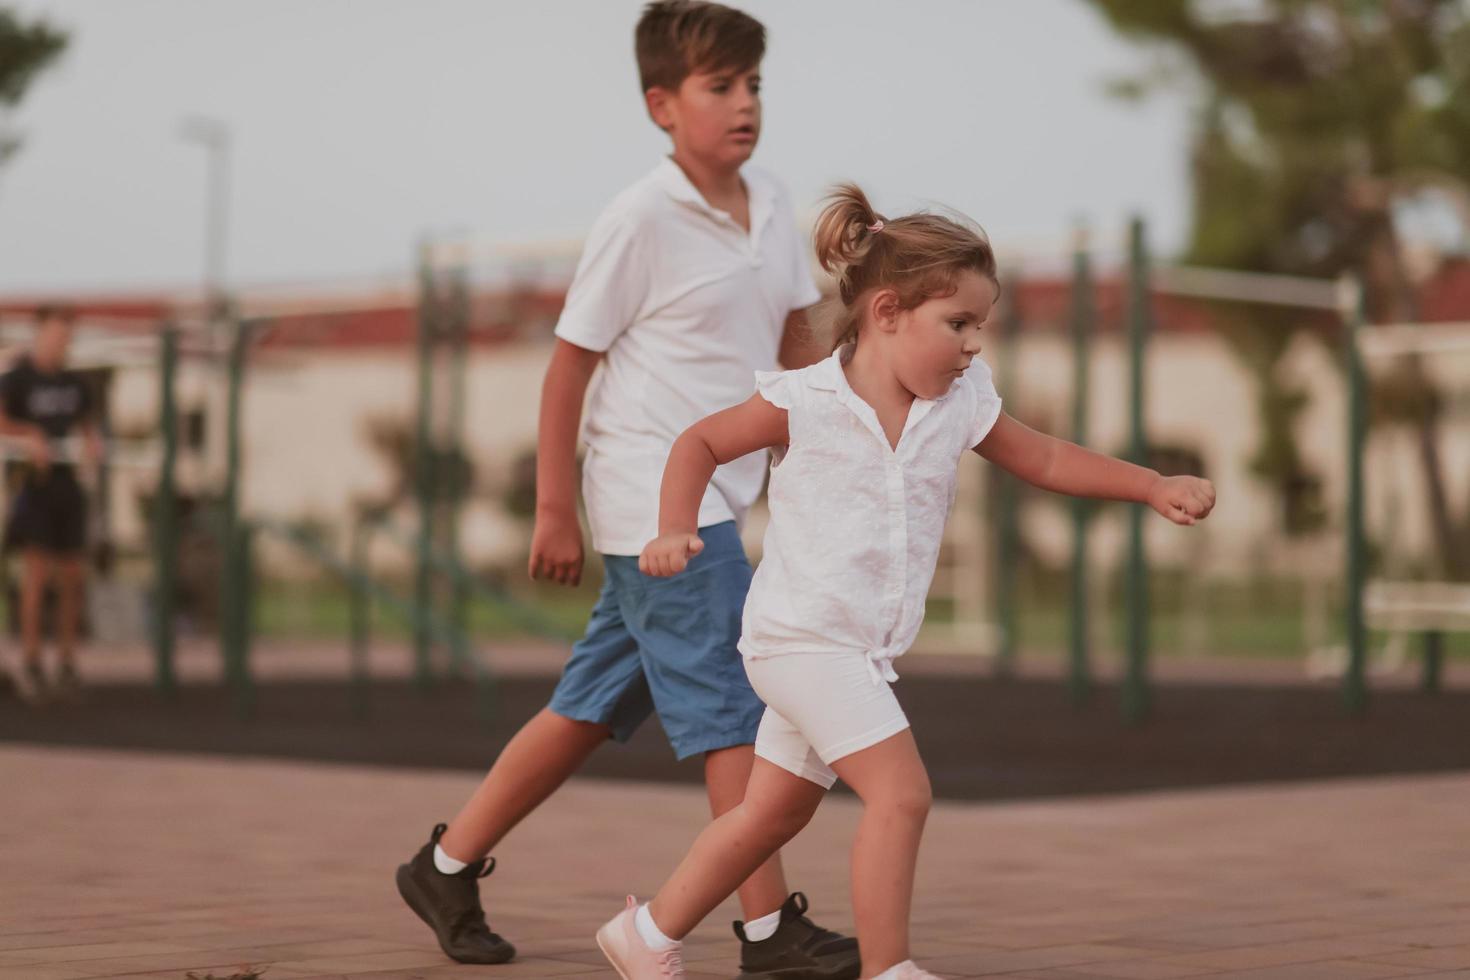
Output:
[641, 393, 790, 576]
[975, 413, 1216, 525]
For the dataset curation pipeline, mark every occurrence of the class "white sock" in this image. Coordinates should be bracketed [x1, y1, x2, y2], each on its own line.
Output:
[433, 843, 469, 875]
[871, 961, 916, 980]
[634, 903, 679, 950]
[742, 907, 783, 943]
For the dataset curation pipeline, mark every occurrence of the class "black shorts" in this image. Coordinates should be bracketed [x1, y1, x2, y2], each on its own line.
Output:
[6, 469, 87, 555]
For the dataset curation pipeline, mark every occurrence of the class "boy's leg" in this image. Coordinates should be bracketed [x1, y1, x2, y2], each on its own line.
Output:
[18, 548, 49, 664]
[55, 555, 85, 669]
[53, 474, 87, 675]
[599, 707, 857, 980]
[437, 707, 610, 862]
[396, 573, 654, 965]
[650, 757, 826, 938]
[17, 548, 52, 700]
[828, 730, 932, 979]
[617, 523, 858, 976]
[439, 571, 653, 861]
[616, 536, 795, 921]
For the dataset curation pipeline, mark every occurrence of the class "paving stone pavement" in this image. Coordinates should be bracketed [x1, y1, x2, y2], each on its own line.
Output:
[1, 745, 1467, 979]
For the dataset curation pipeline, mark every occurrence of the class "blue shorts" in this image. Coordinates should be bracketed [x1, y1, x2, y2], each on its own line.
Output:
[548, 521, 764, 760]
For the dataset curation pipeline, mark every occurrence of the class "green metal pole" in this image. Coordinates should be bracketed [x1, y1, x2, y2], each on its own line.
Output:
[237, 520, 257, 717]
[1342, 276, 1367, 715]
[1422, 631, 1443, 693]
[153, 324, 180, 698]
[1123, 217, 1151, 725]
[446, 262, 471, 677]
[992, 278, 1021, 678]
[412, 243, 438, 690]
[221, 315, 252, 715]
[349, 519, 372, 719]
[1068, 235, 1093, 705]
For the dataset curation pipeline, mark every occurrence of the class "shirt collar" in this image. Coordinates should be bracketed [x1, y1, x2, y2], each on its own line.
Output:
[654, 157, 776, 238]
[804, 346, 847, 391]
[807, 344, 962, 404]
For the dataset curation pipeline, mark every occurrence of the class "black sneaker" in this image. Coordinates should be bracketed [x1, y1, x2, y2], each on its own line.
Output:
[395, 823, 516, 964]
[735, 892, 860, 980]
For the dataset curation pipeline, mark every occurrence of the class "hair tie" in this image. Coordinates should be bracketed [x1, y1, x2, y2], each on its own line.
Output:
[866, 219, 884, 234]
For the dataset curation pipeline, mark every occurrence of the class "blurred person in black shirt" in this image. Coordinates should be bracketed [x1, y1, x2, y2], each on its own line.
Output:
[0, 306, 102, 702]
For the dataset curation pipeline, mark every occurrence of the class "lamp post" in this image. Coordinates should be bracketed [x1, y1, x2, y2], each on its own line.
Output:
[178, 115, 231, 319]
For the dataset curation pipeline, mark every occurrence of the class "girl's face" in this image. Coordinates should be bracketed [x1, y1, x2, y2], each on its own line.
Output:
[889, 270, 997, 400]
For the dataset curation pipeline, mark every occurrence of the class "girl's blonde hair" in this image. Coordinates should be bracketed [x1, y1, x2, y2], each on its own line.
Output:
[811, 183, 998, 351]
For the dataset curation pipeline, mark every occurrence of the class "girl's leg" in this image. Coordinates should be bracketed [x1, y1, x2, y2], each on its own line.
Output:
[648, 757, 826, 939]
[704, 743, 792, 920]
[829, 729, 932, 979]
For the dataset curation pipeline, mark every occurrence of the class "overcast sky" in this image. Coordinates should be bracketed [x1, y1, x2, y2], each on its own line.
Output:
[0, 0, 1194, 293]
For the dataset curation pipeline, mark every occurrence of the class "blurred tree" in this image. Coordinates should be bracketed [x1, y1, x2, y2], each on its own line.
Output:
[0, 6, 67, 168]
[1087, 0, 1470, 575]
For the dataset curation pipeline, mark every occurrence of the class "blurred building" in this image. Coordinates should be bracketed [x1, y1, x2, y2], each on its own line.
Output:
[0, 256, 1466, 587]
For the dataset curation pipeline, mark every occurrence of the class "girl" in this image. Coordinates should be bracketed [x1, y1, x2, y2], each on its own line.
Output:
[596, 185, 1216, 980]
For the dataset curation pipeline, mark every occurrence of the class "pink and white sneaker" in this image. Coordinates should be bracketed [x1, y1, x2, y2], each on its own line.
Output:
[595, 896, 685, 979]
[890, 962, 944, 980]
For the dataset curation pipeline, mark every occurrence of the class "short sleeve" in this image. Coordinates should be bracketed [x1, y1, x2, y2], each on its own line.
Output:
[0, 368, 25, 421]
[552, 205, 650, 353]
[965, 357, 1003, 448]
[754, 368, 802, 411]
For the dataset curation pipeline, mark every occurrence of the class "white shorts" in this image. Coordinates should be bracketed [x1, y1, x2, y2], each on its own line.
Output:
[743, 652, 911, 789]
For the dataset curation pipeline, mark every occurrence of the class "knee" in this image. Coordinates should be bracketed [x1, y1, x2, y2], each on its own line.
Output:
[742, 798, 815, 846]
[873, 781, 932, 823]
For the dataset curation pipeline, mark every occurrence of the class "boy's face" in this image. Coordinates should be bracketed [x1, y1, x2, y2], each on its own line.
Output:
[34, 317, 74, 371]
[647, 64, 762, 171]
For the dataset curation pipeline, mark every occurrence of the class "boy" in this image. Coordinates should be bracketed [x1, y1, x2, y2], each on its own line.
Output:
[0, 305, 101, 703]
[394, 3, 858, 978]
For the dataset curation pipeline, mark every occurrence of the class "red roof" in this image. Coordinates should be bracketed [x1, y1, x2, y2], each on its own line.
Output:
[5, 263, 1468, 349]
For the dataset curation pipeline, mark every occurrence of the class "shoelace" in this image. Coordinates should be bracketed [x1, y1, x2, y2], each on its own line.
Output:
[656, 945, 685, 977]
[443, 856, 499, 940]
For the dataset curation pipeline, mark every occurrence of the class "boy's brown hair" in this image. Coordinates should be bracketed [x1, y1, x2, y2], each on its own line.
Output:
[33, 304, 76, 327]
[635, 1, 765, 94]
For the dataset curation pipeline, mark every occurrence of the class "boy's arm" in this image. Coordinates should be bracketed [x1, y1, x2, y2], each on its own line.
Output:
[528, 339, 603, 586]
[0, 380, 50, 468]
[80, 419, 104, 469]
[77, 381, 103, 468]
[641, 393, 789, 576]
[975, 413, 1216, 525]
[778, 308, 827, 369]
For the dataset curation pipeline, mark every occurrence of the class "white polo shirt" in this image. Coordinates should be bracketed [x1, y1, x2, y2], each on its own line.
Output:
[738, 347, 1004, 682]
[555, 158, 822, 556]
